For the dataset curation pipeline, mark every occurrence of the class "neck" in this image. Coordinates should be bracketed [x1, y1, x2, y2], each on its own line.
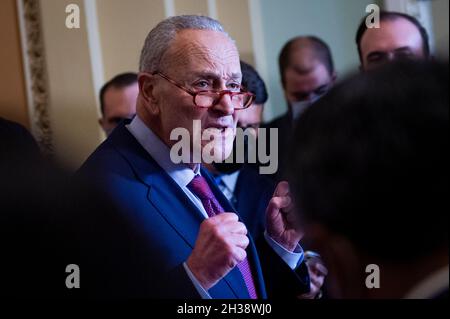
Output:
[137, 106, 166, 143]
[136, 107, 200, 172]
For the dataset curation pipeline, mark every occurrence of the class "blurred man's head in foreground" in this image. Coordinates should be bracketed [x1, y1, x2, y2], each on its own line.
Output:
[290, 61, 448, 298]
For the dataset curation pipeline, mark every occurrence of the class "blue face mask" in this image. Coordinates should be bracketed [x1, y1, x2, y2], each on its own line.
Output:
[290, 82, 332, 121]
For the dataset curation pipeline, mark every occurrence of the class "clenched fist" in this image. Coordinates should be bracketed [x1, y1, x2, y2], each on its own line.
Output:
[187, 213, 249, 290]
[266, 181, 303, 252]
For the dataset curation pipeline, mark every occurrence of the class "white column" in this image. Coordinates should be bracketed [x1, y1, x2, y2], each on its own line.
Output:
[383, 0, 409, 12]
[417, 0, 435, 53]
[164, 0, 175, 17]
[207, 0, 218, 19]
[248, 0, 272, 121]
[84, 0, 105, 116]
[16, 0, 36, 136]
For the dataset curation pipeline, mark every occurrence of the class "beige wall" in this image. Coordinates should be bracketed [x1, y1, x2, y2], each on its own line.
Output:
[97, 0, 166, 80]
[217, 0, 254, 65]
[97, 0, 254, 80]
[175, 0, 209, 16]
[40, 0, 101, 168]
[0, 0, 29, 128]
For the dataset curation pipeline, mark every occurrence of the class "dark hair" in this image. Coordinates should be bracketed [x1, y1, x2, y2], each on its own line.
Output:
[99, 72, 138, 115]
[355, 11, 431, 63]
[290, 61, 448, 261]
[240, 61, 268, 105]
[278, 36, 334, 88]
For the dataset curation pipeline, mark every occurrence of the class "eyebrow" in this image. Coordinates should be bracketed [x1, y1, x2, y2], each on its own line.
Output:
[190, 71, 242, 81]
[367, 47, 413, 58]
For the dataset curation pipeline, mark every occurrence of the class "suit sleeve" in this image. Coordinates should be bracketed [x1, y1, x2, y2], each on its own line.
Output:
[154, 263, 203, 299]
[256, 235, 310, 298]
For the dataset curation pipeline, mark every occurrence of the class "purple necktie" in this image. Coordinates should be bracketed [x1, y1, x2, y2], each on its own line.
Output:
[187, 175, 258, 299]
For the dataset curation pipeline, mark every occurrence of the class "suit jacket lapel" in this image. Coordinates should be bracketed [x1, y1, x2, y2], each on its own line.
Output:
[110, 124, 204, 249]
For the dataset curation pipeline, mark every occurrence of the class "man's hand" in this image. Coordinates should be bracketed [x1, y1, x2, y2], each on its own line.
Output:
[266, 181, 303, 251]
[299, 253, 328, 299]
[187, 213, 249, 290]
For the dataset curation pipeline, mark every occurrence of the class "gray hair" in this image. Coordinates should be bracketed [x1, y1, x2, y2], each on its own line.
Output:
[139, 15, 231, 72]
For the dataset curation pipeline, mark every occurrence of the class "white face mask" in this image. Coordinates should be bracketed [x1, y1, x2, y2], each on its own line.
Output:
[291, 100, 312, 121]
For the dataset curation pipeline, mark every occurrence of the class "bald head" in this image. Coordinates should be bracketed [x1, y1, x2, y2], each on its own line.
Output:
[279, 36, 335, 89]
[278, 37, 336, 114]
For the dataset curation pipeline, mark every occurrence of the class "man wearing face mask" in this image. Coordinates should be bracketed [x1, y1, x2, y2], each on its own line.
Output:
[263, 36, 336, 182]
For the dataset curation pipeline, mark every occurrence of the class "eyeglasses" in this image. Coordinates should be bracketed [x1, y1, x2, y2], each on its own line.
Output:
[152, 72, 255, 110]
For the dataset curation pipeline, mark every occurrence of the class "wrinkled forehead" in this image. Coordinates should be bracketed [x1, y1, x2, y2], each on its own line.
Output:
[161, 29, 241, 80]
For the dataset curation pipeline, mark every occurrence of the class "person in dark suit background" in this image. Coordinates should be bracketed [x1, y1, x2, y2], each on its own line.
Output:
[290, 61, 448, 298]
[262, 36, 336, 181]
[78, 15, 310, 298]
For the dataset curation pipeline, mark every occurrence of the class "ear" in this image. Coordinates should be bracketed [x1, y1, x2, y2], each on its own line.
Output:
[138, 72, 160, 115]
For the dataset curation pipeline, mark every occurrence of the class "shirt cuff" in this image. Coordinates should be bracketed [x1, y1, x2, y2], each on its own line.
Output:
[183, 262, 212, 299]
[264, 230, 304, 270]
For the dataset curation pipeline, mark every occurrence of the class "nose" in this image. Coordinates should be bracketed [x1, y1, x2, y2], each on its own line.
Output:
[212, 93, 235, 116]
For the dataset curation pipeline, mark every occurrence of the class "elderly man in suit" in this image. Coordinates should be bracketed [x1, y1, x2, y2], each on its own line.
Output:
[78, 15, 310, 298]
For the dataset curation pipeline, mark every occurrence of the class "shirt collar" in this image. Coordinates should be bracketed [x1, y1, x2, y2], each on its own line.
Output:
[126, 115, 200, 188]
[217, 170, 240, 193]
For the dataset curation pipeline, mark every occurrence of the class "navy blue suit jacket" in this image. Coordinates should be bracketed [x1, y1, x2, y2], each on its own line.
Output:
[77, 122, 309, 298]
[233, 166, 275, 241]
